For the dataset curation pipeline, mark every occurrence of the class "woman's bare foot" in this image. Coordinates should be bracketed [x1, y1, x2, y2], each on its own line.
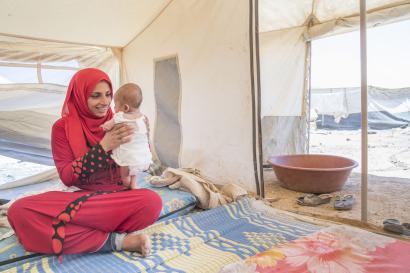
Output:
[122, 233, 151, 256]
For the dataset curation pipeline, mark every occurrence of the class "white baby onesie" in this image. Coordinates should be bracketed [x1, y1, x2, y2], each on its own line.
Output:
[111, 111, 152, 175]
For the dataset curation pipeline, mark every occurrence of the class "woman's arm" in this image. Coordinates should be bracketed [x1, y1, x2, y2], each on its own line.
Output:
[51, 120, 111, 186]
[51, 119, 135, 187]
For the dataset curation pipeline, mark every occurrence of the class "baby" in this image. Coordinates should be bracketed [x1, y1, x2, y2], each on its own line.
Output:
[102, 83, 153, 189]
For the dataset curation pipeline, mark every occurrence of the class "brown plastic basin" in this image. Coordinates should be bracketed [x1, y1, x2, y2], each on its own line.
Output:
[268, 154, 358, 193]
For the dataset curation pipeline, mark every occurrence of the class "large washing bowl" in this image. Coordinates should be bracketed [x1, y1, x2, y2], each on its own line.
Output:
[268, 154, 358, 193]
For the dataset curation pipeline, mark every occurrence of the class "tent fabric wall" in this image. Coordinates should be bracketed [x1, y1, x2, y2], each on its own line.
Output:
[260, 27, 307, 117]
[259, 27, 309, 158]
[123, 0, 257, 191]
[0, 36, 116, 70]
[262, 116, 308, 162]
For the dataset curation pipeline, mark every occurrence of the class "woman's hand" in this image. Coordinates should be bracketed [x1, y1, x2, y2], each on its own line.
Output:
[100, 123, 135, 152]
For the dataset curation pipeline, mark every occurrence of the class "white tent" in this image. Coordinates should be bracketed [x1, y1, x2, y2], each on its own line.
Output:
[0, 0, 409, 208]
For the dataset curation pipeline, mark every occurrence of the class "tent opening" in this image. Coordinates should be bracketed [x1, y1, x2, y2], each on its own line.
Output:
[309, 19, 410, 226]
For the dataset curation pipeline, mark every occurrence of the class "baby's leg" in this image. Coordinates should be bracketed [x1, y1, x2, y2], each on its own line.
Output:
[120, 166, 131, 187]
[129, 175, 138, 189]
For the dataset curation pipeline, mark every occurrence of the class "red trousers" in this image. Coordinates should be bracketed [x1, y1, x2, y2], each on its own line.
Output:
[7, 189, 162, 254]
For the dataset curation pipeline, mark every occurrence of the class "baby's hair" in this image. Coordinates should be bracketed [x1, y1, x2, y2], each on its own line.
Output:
[115, 83, 143, 109]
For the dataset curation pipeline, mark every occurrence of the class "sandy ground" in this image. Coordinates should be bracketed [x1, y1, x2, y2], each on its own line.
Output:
[265, 127, 410, 228]
[310, 127, 410, 179]
[265, 170, 410, 227]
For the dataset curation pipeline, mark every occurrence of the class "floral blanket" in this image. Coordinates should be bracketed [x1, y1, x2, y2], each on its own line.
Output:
[219, 225, 410, 273]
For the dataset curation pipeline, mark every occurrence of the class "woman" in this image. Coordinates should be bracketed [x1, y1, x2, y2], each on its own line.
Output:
[7, 68, 162, 262]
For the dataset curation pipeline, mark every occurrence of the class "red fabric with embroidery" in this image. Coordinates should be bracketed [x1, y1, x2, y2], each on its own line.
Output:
[7, 68, 162, 260]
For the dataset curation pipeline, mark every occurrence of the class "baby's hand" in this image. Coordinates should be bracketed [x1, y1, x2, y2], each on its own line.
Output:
[101, 119, 115, 131]
[101, 124, 109, 131]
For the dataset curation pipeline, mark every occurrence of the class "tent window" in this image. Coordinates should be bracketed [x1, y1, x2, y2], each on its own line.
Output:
[42, 69, 76, 85]
[154, 56, 182, 168]
[0, 66, 38, 84]
[0, 61, 78, 85]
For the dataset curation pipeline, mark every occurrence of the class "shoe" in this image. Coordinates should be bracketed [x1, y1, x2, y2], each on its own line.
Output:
[334, 194, 355, 210]
[297, 194, 332, 206]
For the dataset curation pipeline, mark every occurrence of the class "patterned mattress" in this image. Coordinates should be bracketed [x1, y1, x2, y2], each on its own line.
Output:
[1, 198, 320, 272]
[0, 173, 197, 268]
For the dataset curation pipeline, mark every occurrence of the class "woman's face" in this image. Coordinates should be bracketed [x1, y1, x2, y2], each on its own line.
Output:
[87, 81, 112, 117]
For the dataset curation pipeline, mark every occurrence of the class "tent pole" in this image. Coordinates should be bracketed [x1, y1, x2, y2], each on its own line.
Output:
[360, 0, 368, 223]
[255, 0, 265, 198]
[307, 40, 311, 155]
[249, 0, 261, 196]
[306, 18, 313, 155]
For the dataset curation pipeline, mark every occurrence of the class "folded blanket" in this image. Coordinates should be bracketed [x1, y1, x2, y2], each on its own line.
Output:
[149, 168, 248, 209]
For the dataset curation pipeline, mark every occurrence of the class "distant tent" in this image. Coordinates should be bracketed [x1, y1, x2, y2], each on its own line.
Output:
[312, 86, 410, 130]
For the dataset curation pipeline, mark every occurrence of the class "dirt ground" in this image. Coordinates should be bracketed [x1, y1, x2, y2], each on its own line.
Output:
[265, 127, 410, 228]
[265, 170, 410, 227]
[310, 127, 410, 179]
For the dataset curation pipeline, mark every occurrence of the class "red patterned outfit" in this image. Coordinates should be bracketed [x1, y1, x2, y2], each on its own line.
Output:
[7, 69, 162, 262]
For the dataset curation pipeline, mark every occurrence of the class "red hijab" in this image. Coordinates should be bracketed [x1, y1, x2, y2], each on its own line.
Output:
[61, 68, 113, 158]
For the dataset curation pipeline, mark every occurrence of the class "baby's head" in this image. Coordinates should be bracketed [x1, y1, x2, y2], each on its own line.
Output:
[114, 83, 143, 113]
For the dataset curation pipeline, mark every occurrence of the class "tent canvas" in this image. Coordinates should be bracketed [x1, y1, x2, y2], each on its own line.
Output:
[0, 0, 409, 228]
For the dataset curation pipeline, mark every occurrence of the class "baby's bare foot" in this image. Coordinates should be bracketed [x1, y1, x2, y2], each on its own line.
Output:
[122, 233, 151, 256]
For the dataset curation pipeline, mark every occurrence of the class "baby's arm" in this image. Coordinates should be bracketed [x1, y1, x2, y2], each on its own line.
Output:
[101, 118, 115, 131]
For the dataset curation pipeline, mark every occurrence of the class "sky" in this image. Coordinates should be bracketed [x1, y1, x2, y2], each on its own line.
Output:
[311, 19, 410, 89]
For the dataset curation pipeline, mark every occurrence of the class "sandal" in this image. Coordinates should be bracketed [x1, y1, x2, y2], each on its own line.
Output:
[334, 194, 355, 210]
[383, 219, 410, 236]
[297, 194, 332, 207]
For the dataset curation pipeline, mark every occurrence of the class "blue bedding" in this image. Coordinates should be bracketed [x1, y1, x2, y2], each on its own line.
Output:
[0, 198, 320, 272]
[0, 173, 197, 266]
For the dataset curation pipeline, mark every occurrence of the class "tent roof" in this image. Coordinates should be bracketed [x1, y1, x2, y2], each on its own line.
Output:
[0, 0, 172, 47]
[259, 0, 407, 33]
[0, 0, 407, 47]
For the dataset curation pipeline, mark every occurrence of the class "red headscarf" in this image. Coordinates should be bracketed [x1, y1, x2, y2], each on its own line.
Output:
[61, 68, 113, 158]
